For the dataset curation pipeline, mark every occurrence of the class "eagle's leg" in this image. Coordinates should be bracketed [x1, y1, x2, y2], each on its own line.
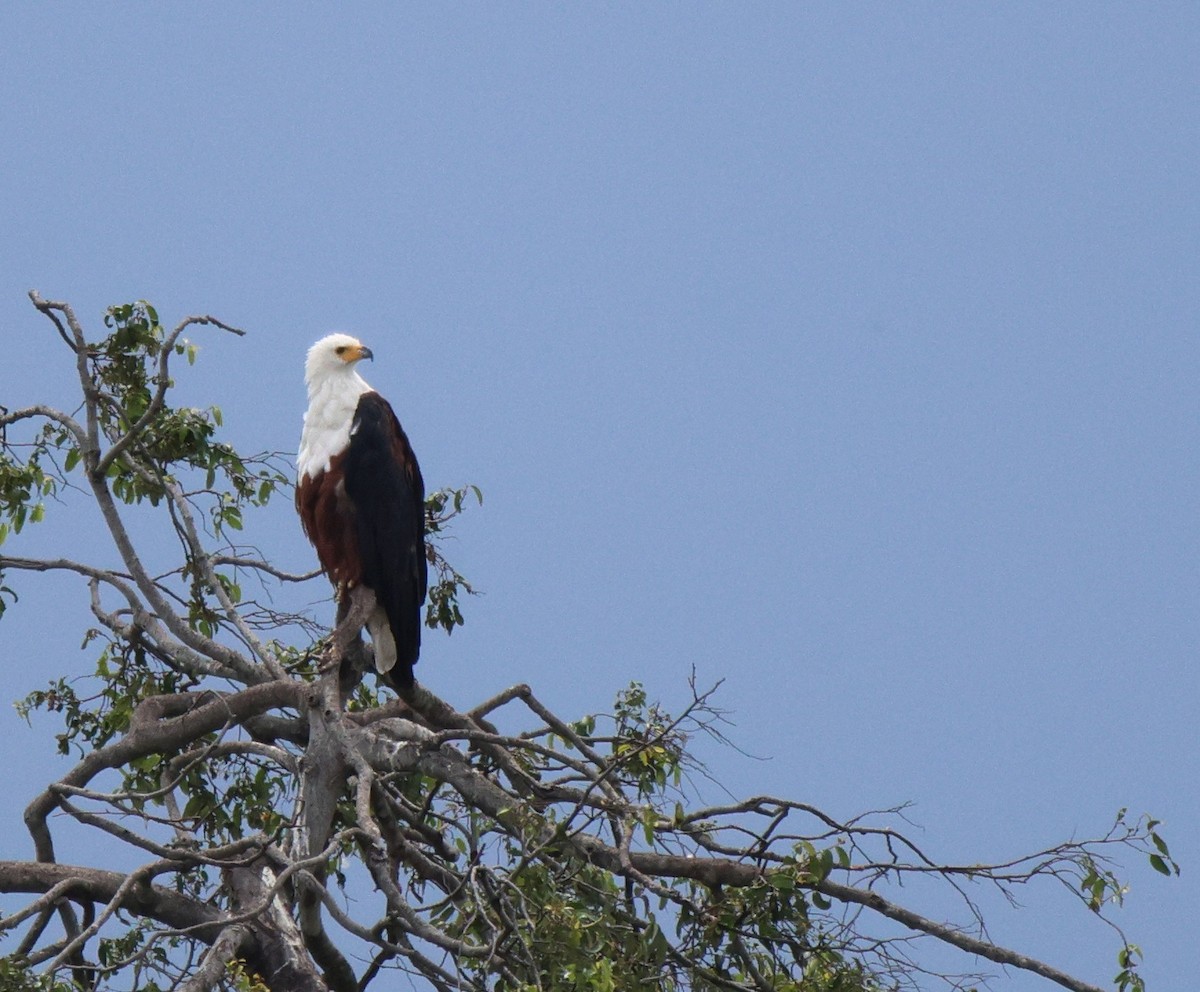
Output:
[323, 581, 373, 698]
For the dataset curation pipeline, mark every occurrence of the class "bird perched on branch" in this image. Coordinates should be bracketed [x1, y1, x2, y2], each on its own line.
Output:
[297, 334, 427, 690]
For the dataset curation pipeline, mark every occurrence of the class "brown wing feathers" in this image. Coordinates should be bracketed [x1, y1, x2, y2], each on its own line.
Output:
[296, 449, 362, 588]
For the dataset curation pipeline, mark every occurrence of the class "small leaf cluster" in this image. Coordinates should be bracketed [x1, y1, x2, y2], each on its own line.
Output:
[91, 303, 287, 511]
[225, 959, 270, 992]
[133, 742, 290, 849]
[1115, 943, 1145, 992]
[96, 920, 173, 992]
[1078, 810, 1180, 916]
[673, 860, 869, 992]
[19, 630, 195, 756]
[0, 422, 58, 547]
[610, 681, 686, 799]
[424, 484, 483, 635]
[486, 861, 679, 992]
[1144, 818, 1179, 878]
[0, 957, 77, 992]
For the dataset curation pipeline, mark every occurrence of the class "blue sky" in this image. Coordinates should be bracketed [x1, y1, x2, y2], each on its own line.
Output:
[1, 6, 1196, 989]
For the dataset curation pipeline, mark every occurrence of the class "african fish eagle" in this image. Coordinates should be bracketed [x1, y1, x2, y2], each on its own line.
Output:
[296, 333, 427, 690]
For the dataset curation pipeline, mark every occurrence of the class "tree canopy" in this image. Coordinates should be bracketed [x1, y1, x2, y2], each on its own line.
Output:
[0, 294, 1178, 992]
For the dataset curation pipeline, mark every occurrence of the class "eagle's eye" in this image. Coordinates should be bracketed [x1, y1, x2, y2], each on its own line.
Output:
[335, 346, 346, 355]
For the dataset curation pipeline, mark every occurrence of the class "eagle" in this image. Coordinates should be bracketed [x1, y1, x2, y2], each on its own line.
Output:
[296, 333, 427, 690]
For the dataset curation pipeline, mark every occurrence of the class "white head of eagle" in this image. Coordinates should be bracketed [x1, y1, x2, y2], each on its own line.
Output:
[297, 334, 427, 690]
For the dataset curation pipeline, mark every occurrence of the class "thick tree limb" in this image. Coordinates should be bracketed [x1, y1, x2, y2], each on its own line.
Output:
[0, 861, 224, 939]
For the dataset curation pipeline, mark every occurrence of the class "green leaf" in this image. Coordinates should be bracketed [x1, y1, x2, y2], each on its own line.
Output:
[640, 804, 657, 845]
[1149, 854, 1171, 876]
[0, 581, 15, 619]
[1117, 943, 1142, 968]
[767, 872, 795, 892]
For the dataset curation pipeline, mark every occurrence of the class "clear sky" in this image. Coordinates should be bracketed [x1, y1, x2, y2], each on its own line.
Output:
[1, 6, 1196, 990]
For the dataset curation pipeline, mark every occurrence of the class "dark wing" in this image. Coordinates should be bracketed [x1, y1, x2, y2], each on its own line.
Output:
[343, 390, 427, 687]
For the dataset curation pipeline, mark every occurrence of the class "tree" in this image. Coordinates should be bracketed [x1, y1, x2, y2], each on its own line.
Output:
[0, 293, 1178, 992]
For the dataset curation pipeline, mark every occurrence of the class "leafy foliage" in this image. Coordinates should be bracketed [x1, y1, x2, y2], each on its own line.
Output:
[0, 416, 56, 545]
[425, 483, 483, 635]
[0, 958, 76, 992]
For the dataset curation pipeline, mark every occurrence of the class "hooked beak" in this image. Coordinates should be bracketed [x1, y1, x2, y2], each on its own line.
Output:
[358, 345, 374, 362]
